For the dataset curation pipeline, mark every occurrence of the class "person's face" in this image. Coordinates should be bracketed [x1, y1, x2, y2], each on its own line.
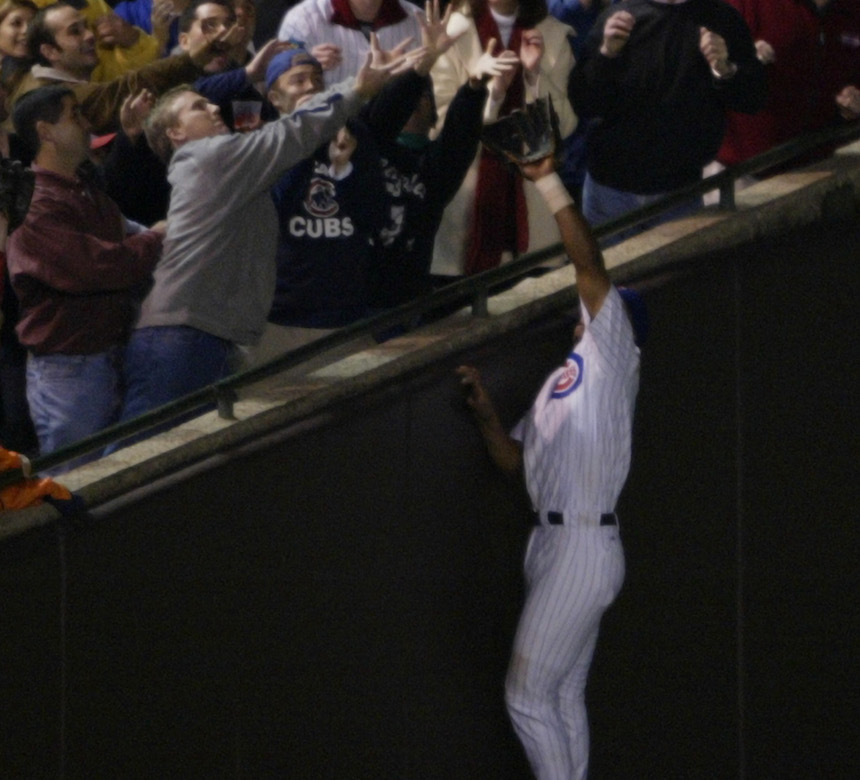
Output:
[41, 94, 91, 163]
[166, 90, 229, 149]
[179, 2, 236, 73]
[0, 6, 35, 59]
[268, 63, 324, 115]
[42, 7, 97, 78]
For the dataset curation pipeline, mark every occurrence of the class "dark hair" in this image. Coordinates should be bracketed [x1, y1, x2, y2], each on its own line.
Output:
[25, 1, 75, 66]
[178, 0, 235, 35]
[467, 0, 547, 28]
[12, 83, 73, 154]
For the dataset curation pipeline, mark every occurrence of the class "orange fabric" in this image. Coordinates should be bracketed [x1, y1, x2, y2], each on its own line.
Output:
[0, 446, 72, 511]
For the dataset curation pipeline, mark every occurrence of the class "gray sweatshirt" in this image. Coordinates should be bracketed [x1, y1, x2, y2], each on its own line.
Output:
[135, 80, 365, 346]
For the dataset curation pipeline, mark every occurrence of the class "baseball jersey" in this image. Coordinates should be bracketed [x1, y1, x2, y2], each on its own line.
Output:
[277, 0, 423, 87]
[512, 286, 640, 518]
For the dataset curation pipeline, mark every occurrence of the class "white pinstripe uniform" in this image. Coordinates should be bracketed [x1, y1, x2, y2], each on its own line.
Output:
[277, 0, 423, 86]
[507, 286, 640, 780]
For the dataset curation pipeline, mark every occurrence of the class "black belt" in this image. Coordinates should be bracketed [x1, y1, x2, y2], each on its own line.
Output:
[532, 511, 617, 527]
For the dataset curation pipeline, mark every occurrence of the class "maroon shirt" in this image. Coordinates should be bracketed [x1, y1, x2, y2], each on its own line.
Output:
[7, 165, 162, 355]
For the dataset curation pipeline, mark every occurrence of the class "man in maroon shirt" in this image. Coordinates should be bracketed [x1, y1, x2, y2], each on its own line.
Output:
[7, 85, 165, 469]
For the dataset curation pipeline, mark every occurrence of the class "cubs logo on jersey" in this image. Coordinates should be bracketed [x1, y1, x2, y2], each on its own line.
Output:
[551, 353, 584, 399]
[305, 177, 338, 218]
[289, 174, 354, 238]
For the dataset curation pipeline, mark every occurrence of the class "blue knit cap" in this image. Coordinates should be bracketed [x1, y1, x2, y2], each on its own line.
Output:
[265, 47, 322, 92]
[618, 287, 649, 347]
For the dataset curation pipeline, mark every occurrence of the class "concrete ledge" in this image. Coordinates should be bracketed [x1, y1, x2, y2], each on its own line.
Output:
[3, 140, 860, 540]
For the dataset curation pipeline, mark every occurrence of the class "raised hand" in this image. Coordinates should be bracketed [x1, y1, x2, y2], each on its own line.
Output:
[369, 31, 414, 69]
[412, 0, 461, 75]
[245, 38, 296, 83]
[754, 39, 776, 65]
[311, 42, 342, 71]
[188, 17, 245, 67]
[520, 28, 544, 89]
[600, 10, 634, 59]
[354, 48, 406, 100]
[120, 88, 156, 141]
[699, 27, 736, 78]
[471, 38, 519, 85]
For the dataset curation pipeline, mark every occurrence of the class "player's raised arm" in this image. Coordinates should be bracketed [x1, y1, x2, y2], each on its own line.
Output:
[519, 154, 610, 319]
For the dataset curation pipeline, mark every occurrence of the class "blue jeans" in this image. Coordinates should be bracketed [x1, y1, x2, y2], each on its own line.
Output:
[582, 172, 702, 247]
[26, 348, 122, 470]
[115, 326, 235, 445]
[120, 325, 236, 421]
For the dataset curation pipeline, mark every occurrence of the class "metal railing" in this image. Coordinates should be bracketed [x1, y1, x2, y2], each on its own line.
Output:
[2, 120, 859, 489]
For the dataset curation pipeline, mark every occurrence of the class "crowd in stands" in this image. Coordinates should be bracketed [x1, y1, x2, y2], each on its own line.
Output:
[0, 0, 856, 471]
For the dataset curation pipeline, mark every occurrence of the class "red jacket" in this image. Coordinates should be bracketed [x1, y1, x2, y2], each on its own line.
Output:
[7, 165, 162, 355]
[718, 0, 860, 165]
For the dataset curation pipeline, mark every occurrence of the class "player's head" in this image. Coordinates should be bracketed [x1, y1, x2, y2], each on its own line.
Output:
[265, 45, 323, 116]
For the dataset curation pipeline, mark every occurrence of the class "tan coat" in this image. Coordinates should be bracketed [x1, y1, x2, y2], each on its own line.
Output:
[429, 9, 577, 277]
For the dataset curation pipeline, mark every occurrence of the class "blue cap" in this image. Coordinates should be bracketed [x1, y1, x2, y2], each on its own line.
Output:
[618, 286, 649, 347]
[265, 47, 322, 92]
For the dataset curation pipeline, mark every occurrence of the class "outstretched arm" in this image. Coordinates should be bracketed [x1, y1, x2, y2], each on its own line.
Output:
[520, 155, 610, 318]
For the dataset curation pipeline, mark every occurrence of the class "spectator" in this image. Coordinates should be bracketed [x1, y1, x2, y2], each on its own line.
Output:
[255, 45, 389, 359]
[180, 0, 284, 129]
[0, 0, 37, 96]
[277, 0, 422, 86]
[429, 0, 577, 278]
[12, 1, 233, 132]
[33, 0, 164, 82]
[6, 85, 164, 468]
[568, 0, 766, 241]
[717, 0, 860, 169]
[370, 1, 518, 310]
[113, 51, 399, 431]
[547, 0, 614, 197]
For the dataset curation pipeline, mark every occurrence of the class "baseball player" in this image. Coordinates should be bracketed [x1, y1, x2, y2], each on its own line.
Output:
[457, 152, 646, 780]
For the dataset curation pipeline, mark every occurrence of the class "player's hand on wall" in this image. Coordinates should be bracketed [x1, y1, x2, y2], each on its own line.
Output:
[836, 85, 860, 120]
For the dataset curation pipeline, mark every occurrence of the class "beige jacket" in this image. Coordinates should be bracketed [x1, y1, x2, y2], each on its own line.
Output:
[429, 9, 577, 277]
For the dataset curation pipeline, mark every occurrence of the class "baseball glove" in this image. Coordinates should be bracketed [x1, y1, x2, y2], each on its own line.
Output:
[480, 96, 561, 165]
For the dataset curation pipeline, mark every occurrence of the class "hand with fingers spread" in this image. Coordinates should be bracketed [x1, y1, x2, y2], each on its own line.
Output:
[470, 38, 519, 91]
[120, 89, 156, 142]
[354, 48, 406, 100]
[369, 31, 415, 69]
[600, 10, 634, 58]
[310, 42, 342, 71]
[412, 0, 461, 76]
